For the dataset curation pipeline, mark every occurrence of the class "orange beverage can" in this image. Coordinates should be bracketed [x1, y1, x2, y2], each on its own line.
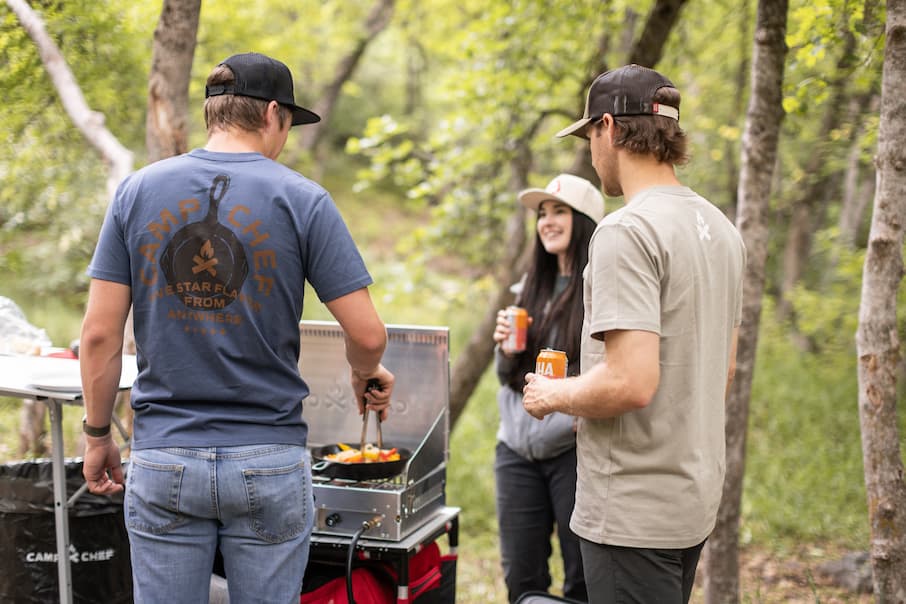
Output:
[505, 306, 529, 353]
[535, 348, 568, 379]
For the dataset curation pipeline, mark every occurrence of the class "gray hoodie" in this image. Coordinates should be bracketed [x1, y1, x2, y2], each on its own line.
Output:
[495, 347, 577, 461]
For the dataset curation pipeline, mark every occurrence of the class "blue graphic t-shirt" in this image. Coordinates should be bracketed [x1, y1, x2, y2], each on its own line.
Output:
[88, 149, 373, 449]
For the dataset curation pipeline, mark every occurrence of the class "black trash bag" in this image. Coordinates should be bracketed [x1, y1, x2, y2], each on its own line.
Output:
[0, 459, 132, 604]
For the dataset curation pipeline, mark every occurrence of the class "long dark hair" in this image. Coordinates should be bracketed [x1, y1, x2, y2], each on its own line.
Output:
[503, 209, 597, 391]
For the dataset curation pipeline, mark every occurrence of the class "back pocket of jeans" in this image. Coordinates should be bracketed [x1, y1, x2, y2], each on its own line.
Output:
[126, 457, 185, 534]
[243, 461, 308, 543]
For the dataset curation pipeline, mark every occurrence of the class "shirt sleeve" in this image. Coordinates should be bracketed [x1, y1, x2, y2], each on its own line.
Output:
[494, 345, 520, 385]
[586, 221, 661, 339]
[302, 192, 373, 303]
[86, 182, 132, 286]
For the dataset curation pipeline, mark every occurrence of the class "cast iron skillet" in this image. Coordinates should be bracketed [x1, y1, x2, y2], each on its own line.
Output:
[309, 444, 412, 481]
[160, 174, 249, 297]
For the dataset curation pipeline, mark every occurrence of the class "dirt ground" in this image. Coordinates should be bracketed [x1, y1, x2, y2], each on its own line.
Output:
[455, 540, 875, 603]
[721, 544, 874, 603]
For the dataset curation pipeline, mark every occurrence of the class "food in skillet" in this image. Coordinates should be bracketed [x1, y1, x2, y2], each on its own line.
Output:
[325, 442, 401, 463]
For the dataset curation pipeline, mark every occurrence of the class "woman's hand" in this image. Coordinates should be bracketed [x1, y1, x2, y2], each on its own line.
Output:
[494, 309, 513, 353]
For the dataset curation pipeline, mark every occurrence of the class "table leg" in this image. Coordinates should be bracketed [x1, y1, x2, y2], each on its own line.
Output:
[48, 399, 74, 604]
[396, 551, 410, 604]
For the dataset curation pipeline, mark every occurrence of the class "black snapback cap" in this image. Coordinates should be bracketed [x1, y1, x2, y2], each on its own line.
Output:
[205, 52, 320, 126]
[557, 64, 679, 139]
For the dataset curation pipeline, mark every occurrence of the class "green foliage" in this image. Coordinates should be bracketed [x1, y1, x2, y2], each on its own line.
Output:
[448, 366, 499, 535]
[742, 233, 906, 550]
[745, 297, 870, 547]
[191, 1, 414, 157]
[0, 0, 153, 300]
[1, 1, 903, 582]
[788, 228, 864, 353]
[347, 0, 618, 273]
[777, 0, 882, 204]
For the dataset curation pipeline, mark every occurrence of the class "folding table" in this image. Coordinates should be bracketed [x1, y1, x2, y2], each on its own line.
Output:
[0, 353, 136, 604]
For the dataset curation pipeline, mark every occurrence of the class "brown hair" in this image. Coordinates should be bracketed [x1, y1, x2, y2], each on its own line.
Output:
[609, 87, 689, 165]
[204, 65, 291, 133]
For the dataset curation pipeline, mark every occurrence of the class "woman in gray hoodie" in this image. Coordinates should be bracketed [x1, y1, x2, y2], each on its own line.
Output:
[492, 173, 604, 603]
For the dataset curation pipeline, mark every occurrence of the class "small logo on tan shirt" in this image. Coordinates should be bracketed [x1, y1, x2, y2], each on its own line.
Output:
[696, 211, 711, 241]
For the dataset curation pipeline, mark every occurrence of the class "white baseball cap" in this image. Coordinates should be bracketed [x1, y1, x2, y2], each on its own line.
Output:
[517, 173, 605, 223]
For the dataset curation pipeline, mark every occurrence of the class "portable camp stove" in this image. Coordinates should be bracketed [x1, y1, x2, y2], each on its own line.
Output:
[298, 321, 450, 542]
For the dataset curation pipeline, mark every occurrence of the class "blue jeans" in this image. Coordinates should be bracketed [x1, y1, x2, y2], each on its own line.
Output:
[495, 441, 587, 603]
[125, 445, 313, 604]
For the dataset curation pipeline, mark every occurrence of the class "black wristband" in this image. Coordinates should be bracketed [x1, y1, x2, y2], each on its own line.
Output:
[82, 415, 111, 437]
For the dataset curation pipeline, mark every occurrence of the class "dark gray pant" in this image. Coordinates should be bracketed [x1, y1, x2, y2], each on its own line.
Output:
[495, 442, 587, 603]
[579, 537, 705, 604]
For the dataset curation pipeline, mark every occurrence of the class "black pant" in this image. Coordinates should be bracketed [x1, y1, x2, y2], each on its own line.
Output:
[580, 537, 705, 604]
[495, 442, 587, 603]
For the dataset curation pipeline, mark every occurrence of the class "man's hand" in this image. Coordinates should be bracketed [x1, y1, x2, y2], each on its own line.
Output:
[82, 434, 125, 495]
[522, 372, 568, 420]
[351, 364, 395, 421]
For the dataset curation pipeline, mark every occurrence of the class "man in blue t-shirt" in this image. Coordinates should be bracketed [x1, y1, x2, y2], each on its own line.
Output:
[79, 52, 395, 603]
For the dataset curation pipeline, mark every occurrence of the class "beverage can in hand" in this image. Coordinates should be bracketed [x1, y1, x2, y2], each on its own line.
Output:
[535, 348, 567, 379]
[504, 306, 529, 353]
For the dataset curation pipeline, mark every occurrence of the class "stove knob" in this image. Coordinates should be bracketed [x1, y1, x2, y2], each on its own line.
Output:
[325, 513, 341, 528]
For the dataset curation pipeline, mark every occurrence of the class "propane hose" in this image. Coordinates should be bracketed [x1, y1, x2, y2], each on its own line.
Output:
[346, 517, 381, 604]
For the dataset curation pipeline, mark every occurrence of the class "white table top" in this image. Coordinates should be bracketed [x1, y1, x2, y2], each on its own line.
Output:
[0, 353, 137, 401]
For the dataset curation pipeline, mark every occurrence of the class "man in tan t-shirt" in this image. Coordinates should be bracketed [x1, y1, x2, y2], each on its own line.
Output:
[522, 64, 746, 603]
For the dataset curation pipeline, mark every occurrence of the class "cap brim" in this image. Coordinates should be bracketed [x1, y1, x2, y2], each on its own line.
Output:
[518, 188, 560, 212]
[555, 117, 592, 139]
[291, 106, 321, 126]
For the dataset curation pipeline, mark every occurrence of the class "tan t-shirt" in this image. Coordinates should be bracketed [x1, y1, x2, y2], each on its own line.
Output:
[571, 185, 746, 549]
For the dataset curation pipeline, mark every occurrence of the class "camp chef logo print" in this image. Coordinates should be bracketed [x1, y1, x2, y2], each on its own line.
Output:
[140, 174, 277, 334]
[160, 175, 249, 310]
[24, 543, 117, 564]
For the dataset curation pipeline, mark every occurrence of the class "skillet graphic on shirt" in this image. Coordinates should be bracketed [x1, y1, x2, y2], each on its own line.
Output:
[160, 174, 249, 309]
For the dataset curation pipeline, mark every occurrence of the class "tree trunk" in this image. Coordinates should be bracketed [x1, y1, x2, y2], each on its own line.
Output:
[18, 399, 47, 457]
[839, 140, 873, 247]
[839, 95, 879, 248]
[145, 0, 200, 163]
[776, 174, 833, 351]
[838, 0, 884, 249]
[404, 37, 426, 116]
[627, 0, 688, 67]
[449, 149, 532, 427]
[724, 0, 751, 223]
[299, 0, 395, 152]
[856, 0, 906, 599]
[702, 1, 789, 602]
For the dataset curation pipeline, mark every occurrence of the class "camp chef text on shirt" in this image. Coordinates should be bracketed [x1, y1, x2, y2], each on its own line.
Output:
[138, 174, 276, 332]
